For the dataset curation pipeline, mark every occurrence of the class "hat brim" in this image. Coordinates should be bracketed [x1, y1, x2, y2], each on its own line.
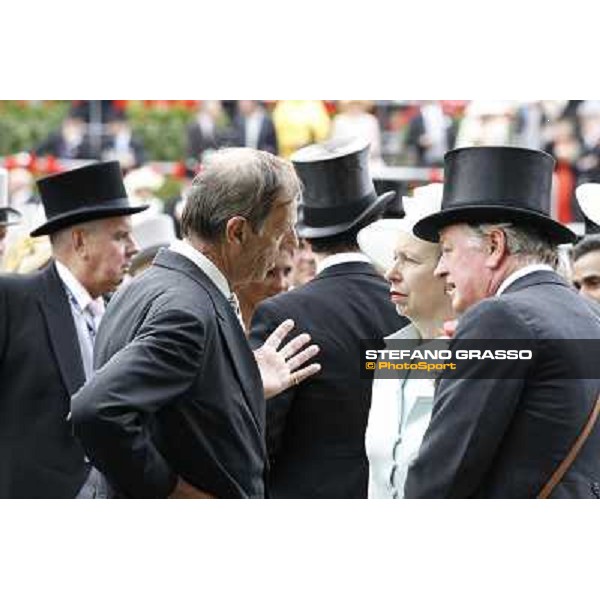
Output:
[575, 183, 600, 228]
[296, 191, 396, 239]
[31, 202, 149, 237]
[413, 205, 577, 245]
[357, 218, 409, 272]
[0, 207, 22, 226]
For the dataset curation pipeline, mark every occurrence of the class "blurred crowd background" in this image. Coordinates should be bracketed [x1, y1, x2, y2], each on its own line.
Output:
[2, 99, 599, 279]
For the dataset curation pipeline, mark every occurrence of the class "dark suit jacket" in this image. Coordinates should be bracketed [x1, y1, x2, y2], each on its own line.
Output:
[405, 270, 600, 499]
[0, 263, 89, 498]
[35, 131, 96, 160]
[233, 113, 278, 155]
[71, 249, 267, 498]
[249, 261, 406, 498]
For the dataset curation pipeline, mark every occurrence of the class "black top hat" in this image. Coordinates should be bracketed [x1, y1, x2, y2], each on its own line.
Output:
[413, 146, 576, 245]
[291, 138, 395, 239]
[31, 161, 148, 237]
[0, 206, 22, 226]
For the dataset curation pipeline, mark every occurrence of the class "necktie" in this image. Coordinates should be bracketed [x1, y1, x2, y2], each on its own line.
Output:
[83, 304, 97, 345]
[228, 292, 244, 328]
[65, 288, 98, 380]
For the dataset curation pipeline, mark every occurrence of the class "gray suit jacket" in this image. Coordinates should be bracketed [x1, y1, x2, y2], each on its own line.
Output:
[405, 270, 600, 498]
[72, 249, 267, 498]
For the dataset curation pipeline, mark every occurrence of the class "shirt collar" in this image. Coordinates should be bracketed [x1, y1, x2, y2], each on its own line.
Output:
[315, 252, 371, 275]
[55, 260, 105, 316]
[169, 239, 232, 300]
[496, 264, 554, 296]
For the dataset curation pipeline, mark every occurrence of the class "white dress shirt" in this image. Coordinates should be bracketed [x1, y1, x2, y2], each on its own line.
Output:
[169, 239, 244, 326]
[55, 260, 105, 381]
[315, 252, 371, 275]
[496, 264, 554, 296]
[365, 323, 436, 499]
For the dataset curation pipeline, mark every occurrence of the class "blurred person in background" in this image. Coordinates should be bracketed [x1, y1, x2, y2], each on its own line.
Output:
[289, 239, 317, 287]
[545, 118, 582, 223]
[186, 100, 233, 164]
[455, 100, 517, 148]
[572, 235, 600, 303]
[124, 165, 165, 220]
[405, 101, 455, 166]
[236, 246, 294, 332]
[128, 213, 177, 279]
[35, 112, 93, 159]
[0, 168, 23, 270]
[2, 235, 52, 275]
[331, 101, 383, 165]
[576, 101, 600, 185]
[0, 162, 145, 498]
[101, 111, 146, 170]
[234, 100, 278, 155]
[272, 100, 331, 158]
[0, 209, 21, 269]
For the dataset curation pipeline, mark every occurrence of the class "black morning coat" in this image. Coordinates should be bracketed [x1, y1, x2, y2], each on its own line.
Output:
[0, 263, 90, 498]
[71, 249, 266, 498]
[405, 270, 600, 498]
[249, 261, 406, 498]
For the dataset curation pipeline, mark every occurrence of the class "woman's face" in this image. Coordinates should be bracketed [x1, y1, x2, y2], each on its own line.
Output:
[385, 230, 449, 324]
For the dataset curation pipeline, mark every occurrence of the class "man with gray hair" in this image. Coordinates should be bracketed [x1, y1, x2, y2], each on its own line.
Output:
[405, 146, 600, 498]
[0, 161, 144, 498]
[72, 148, 321, 499]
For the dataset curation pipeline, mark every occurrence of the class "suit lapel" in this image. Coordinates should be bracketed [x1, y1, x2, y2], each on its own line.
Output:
[216, 308, 266, 438]
[154, 250, 266, 443]
[37, 262, 86, 396]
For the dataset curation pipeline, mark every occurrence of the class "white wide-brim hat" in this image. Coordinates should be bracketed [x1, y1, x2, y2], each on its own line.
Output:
[357, 183, 443, 272]
[575, 183, 600, 228]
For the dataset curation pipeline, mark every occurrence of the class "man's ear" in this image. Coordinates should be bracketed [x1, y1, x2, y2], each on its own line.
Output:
[485, 228, 508, 268]
[225, 216, 248, 246]
[72, 227, 87, 257]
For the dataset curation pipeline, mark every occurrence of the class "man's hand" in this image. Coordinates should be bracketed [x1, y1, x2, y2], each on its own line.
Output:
[168, 477, 215, 499]
[254, 319, 321, 400]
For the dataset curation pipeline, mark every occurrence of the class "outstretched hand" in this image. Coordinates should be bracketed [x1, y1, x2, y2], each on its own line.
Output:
[253, 319, 321, 400]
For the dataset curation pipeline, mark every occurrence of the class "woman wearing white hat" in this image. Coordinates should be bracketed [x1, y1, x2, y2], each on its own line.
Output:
[358, 183, 454, 498]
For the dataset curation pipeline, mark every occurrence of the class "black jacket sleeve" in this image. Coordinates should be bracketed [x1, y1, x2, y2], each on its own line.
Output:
[71, 307, 206, 498]
[404, 298, 534, 498]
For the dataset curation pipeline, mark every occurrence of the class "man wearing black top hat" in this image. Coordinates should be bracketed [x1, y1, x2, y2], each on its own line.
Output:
[0, 161, 144, 498]
[404, 146, 600, 499]
[249, 138, 406, 498]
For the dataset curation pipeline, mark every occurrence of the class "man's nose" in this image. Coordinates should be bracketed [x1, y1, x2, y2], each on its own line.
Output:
[433, 256, 447, 278]
[128, 235, 140, 256]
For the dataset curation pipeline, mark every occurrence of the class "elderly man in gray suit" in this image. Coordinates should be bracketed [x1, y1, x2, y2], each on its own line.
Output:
[72, 148, 320, 499]
[405, 146, 600, 499]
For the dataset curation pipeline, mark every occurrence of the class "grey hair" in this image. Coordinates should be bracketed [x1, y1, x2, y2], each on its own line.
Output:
[466, 222, 559, 267]
[181, 148, 300, 242]
[49, 220, 101, 252]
